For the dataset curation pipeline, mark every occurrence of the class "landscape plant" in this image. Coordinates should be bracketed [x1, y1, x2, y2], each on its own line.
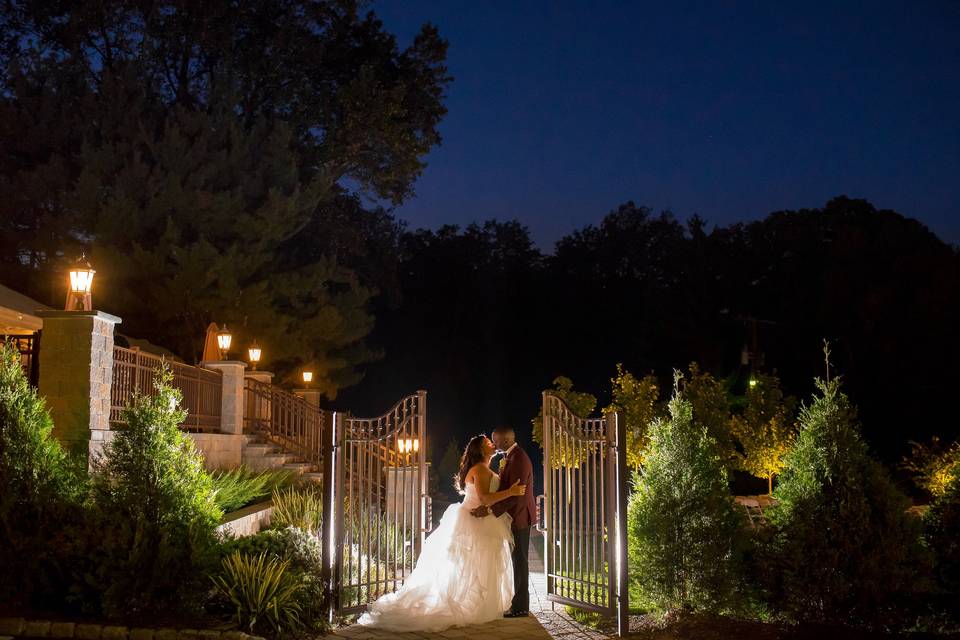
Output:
[607, 364, 660, 469]
[729, 372, 796, 494]
[765, 376, 921, 625]
[211, 467, 296, 513]
[271, 486, 324, 535]
[212, 552, 304, 636]
[627, 375, 741, 612]
[89, 366, 221, 615]
[0, 341, 86, 603]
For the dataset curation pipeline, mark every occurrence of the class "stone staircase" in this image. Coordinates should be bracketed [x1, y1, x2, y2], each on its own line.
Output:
[241, 432, 320, 480]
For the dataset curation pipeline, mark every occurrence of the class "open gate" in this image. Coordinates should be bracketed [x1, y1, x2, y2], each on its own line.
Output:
[541, 392, 629, 635]
[331, 391, 430, 614]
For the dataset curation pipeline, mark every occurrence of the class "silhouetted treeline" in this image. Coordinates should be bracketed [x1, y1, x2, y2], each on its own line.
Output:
[337, 196, 960, 468]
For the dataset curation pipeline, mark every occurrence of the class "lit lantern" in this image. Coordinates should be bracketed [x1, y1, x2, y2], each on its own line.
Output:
[397, 438, 420, 454]
[216, 325, 232, 359]
[302, 370, 314, 385]
[65, 254, 96, 311]
[247, 341, 262, 369]
[749, 377, 758, 388]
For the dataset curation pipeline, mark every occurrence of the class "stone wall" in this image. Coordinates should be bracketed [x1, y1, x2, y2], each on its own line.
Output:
[188, 433, 244, 470]
[216, 499, 273, 538]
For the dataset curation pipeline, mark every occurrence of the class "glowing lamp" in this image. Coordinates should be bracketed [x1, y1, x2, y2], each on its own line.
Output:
[65, 254, 96, 311]
[302, 370, 314, 384]
[749, 378, 758, 388]
[216, 325, 232, 358]
[247, 342, 262, 369]
[398, 438, 419, 454]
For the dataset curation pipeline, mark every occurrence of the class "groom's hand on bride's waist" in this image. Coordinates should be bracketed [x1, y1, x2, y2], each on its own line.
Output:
[470, 505, 490, 517]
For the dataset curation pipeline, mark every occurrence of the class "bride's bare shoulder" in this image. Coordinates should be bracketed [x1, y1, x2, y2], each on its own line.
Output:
[468, 462, 492, 483]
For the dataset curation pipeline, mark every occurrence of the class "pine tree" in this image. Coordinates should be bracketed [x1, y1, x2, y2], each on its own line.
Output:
[684, 363, 736, 466]
[767, 377, 919, 623]
[437, 438, 461, 497]
[90, 365, 221, 615]
[627, 376, 741, 612]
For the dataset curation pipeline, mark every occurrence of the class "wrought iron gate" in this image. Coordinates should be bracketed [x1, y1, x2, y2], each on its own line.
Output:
[541, 392, 629, 635]
[332, 391, 429, 613]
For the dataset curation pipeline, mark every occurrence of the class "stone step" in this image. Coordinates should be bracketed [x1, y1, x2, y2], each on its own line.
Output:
[243, 443, 276, 455]
[301, 472, 324, 483]
[283, 462, 313, 473]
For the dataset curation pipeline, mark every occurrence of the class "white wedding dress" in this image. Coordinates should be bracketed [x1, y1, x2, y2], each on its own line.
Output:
[357, 475, 515, 632]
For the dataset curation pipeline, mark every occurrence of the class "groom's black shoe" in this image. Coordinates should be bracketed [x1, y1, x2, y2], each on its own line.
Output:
[504, 610, 529, 618]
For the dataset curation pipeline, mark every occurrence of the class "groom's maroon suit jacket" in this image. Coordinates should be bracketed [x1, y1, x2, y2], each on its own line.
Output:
[491, 444, 536, 530]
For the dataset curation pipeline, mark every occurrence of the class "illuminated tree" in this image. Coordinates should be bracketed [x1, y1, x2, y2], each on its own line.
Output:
[606, 364, 660, 469]
[729, 372, 796, 493]
[683, 363, 736, 466]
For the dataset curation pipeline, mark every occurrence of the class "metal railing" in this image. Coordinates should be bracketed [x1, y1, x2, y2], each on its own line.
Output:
[243, 378, 326, 465]
[110, 346, 222, 432]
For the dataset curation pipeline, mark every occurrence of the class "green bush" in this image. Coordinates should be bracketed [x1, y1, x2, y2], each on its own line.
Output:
[0, 341, 86, 603]
[218, 527, 328, 632]
[213, 552, 303, 636]
[271, 485, 323, 534]
[88, 366, 222, 616]
[211, 467, 296, 513]
[765, 377, 921, 625]
[627, 379, 741, 613]
[923, 473, 960, 599]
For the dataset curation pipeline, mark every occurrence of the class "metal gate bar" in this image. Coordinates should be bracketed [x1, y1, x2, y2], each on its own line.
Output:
[542, 392, 628, 635]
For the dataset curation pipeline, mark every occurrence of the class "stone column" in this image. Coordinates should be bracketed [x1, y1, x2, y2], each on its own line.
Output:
[201, 361, 246, 435]
[36, 310, 122, 461]
[245, 371, 274, 385]
[293, 388, 322, 409]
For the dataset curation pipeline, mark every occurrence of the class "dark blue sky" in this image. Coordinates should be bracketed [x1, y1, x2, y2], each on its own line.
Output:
[374, 1, 960, 249]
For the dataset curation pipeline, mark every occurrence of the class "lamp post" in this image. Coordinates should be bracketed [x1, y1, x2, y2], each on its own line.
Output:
[302, 370, 314, 386]
[247, 341, 262, 370]
[65, 254, 96, 311]
[216, 325, 233, 360]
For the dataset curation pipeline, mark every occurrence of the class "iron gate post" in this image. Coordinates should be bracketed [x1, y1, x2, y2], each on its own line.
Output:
[417, 390, 429, 548]
[542, 392, 554, 598]
[612, 410, 629, 636]
[321, 409, 336, 621]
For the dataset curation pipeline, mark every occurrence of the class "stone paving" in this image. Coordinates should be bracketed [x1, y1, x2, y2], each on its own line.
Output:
[328, 536, 617, 640]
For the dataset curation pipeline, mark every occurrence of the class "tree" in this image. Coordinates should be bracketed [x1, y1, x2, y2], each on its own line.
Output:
[902, 436, 960, 500]
[436, 438, 460, 497]
[923, 469, 960, 598]
[766, 377, 920, 624]
[627, 374, 741, 612]
[90, 366, 222, 615]
[683, 363, 736, 466]
[607, 364, 660, 469]
[729, 372, 796, 493]
[0, 1, 450, 394]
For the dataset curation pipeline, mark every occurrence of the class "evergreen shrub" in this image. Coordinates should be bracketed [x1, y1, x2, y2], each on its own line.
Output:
[627, 379, 741, 612]
[0, 341, 86, 602]
[765, 378, 921, 625]
[89, 366, 221, 615]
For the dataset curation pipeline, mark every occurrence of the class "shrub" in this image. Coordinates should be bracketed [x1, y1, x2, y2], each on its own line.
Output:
[212, 552, 303, 636]
[218, 527, 327, 632]
[89, 366, 221, 616]
[923, 473, 960, 598]
[271, 486, 323, 534]
[627, 378, 741, 612]
[0, 341, 86, 602]
[765, 377, 921, 625]
[212, 467, 296, 513]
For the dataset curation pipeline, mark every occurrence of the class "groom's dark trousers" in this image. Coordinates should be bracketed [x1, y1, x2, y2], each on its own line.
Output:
[492, 444, 537, 612]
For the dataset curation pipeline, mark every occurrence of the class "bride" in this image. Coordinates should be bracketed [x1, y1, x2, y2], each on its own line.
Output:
[358, 434, 527, 632]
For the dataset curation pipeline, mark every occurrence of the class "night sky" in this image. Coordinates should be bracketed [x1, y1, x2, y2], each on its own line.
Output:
[375, 1, 960, 248]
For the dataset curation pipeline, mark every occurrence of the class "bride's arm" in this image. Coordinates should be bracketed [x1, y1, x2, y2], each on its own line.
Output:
[471, 465, 525, 507]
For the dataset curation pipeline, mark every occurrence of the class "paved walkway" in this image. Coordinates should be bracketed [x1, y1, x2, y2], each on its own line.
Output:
[329, 535, 616, 640]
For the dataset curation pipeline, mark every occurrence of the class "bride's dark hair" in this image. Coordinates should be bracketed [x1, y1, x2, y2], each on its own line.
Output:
[454, 435, 488, 495]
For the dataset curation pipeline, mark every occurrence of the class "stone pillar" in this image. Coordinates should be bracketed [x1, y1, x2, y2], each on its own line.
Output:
[36, 310, 122, 461]
[201, 361, 246, 435]
[293, 388, 322, 409]
[245, 371, 274, 385]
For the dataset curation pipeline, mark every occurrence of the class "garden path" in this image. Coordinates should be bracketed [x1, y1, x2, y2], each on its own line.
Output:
[328, 537, 617, 640]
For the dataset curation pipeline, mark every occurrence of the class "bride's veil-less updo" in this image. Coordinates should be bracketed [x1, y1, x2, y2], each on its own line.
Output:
[454, 434, 488, 495]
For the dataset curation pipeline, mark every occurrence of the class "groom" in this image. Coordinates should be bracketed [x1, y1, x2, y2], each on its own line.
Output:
[471, 425, 535, 617]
